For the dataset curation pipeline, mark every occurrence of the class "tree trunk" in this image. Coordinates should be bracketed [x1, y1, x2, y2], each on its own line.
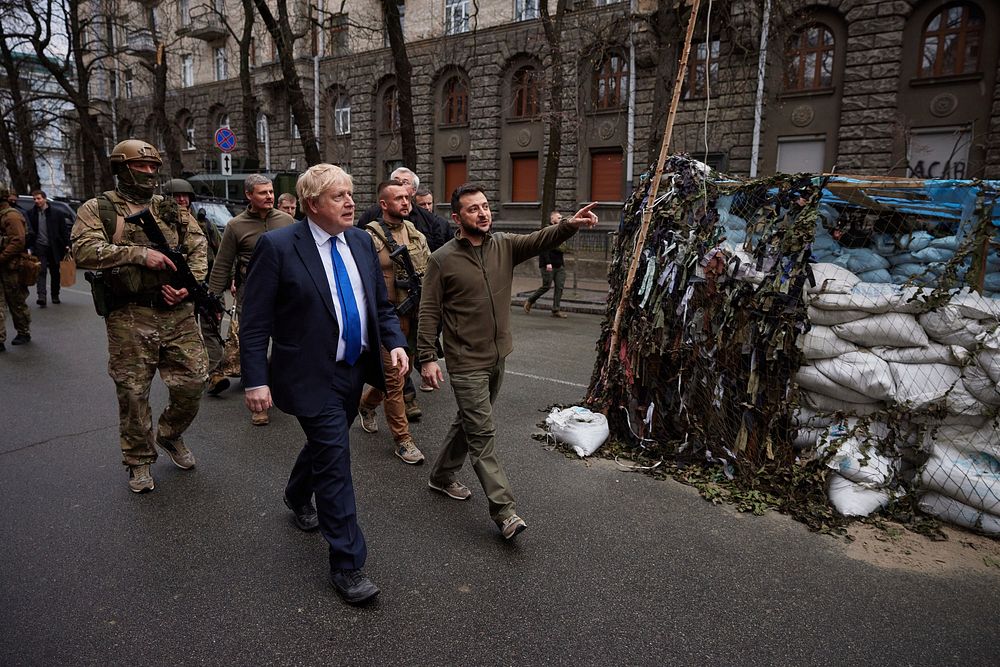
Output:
[240, 0, 260, 166]
[0, 36, 41, 191]
[253, 0, 322, 166]
[645, 6, 682, 162]
[381, 0, 417, 170]
[151, 45, 185, 177]
[21, 0, 124, 192]
[539, 0, 568, 227]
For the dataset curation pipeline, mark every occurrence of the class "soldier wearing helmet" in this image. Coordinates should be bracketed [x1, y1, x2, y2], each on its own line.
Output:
[70, 139, 209, 494]
[0, 182, 31, 351]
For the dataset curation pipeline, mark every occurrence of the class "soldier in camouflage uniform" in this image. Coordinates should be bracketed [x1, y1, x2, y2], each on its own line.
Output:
[0, 183, 31, 351]
[71, 140, 209, 493]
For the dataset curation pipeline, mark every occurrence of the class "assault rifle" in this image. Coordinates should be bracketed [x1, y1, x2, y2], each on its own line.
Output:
[389, 244, 422, 316]
[127, 208, 227, 334]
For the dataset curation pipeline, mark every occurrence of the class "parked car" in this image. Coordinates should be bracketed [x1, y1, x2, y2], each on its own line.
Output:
[193, 200, 240, 236]
[14, 195, 76, 223]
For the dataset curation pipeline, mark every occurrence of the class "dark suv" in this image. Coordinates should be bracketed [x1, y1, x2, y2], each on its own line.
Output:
[14, 195, 77, 223]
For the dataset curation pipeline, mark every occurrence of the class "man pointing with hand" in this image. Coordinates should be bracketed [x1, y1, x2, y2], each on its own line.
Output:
[417, 184, 599, 541]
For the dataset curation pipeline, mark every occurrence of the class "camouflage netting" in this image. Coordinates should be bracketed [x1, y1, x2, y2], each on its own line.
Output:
[587, 155, 1000, 535]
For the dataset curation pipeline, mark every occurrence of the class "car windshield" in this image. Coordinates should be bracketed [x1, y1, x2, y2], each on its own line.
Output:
[195, 203, 234, 234]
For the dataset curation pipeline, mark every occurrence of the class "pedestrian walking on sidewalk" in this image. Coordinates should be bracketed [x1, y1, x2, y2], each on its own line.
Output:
[418, 184, 598, 541]
[523, 210, 569, 318]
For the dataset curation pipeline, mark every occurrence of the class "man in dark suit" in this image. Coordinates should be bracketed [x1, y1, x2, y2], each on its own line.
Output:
[25, 190, 73, 307]
[240, 163, 408, 605]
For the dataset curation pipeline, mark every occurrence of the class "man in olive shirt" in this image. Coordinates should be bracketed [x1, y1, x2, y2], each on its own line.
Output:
[207, 174, 294, 424]
[417, 184, 598, 540]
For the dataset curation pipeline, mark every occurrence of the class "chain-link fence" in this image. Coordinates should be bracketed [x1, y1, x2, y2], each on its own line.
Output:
[587, 156, 1000, 535]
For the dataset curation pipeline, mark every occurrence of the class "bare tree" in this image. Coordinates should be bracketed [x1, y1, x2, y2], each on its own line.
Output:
[202, 0, 260, 165]
[0, 19, 41, 192]
[252, 0, 321, 166]
[21, 0, 114, 192]
[539, 0, 570, 228]
[380, 0, 416, 169]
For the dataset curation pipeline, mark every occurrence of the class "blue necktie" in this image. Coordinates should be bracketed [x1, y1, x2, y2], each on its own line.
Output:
[330, 237, 362, 365]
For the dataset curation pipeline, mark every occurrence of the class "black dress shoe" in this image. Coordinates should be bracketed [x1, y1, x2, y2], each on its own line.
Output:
[11, 334, 30, 345]
[329, 568, 379, 605]
[52, 296, 60, 304]
[283, 494, 318, 531]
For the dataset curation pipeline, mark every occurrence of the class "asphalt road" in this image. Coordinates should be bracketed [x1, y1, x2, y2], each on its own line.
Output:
[1, 280, 998, 666]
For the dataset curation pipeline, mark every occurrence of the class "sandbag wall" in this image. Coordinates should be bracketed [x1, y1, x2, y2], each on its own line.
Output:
[794, 267, 1000, 533]
[589, 157, 1000, 533]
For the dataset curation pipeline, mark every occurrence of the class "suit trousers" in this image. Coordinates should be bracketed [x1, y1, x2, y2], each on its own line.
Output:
[287, 355, 369, 570]
[429, 360, 516, 524]
[34, 245, 61, 301]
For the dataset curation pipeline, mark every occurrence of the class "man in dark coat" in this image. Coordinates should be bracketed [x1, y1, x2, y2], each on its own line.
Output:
[26, 190, 73, 307]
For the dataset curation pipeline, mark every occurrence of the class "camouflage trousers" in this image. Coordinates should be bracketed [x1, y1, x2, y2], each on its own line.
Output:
[106, 303, 208, 466]
[0, 267, 30, 344]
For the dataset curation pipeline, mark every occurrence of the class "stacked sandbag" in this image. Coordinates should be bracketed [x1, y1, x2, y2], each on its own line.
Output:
[917, 423, 1000, 535]
[793, 263, 1000, 522]
[718, 187, 1000, 296]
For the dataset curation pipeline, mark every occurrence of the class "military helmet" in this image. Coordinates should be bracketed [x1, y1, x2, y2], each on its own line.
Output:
[109, 139, 162, 171]
[163, 178, 194, 194]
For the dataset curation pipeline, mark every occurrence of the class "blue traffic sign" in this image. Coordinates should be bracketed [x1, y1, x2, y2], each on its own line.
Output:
[215, 127, 237, 152]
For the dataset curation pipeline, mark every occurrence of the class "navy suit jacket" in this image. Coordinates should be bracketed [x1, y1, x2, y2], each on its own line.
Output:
[240, 220, 407, 418]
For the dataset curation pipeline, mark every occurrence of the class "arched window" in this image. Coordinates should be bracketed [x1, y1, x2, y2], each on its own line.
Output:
[592, 51, 628, 110]
[785, 24, 835, 91]
[442, 76, 468, 126]
[256, 113, 271, 170]
[183, 116, 196, 150]
[217, 113, 230, 128]
[919, 2, 984, 77]
[334, 94, 351, 136]
[381, 85, 400, 132]
[510, 66, 539, 118]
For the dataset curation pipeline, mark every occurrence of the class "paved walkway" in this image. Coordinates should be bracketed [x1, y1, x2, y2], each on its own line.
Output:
[511, 274, 609, 316]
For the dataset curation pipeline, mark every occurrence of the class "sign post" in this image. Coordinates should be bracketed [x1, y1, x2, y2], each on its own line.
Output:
[214, 127, 237, 199]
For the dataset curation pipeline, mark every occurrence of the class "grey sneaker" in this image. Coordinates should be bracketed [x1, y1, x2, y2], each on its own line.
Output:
[359, 406, 378, 433]
[428, 479, 471, 500]
[128, 464, 155, 493]
[500, 514, 527, 540]
[394, 439, 425, 465]
[157, 439, 196, 470]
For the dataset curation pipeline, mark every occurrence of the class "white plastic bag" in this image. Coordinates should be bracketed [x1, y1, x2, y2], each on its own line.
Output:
[546, 406, 609, 457]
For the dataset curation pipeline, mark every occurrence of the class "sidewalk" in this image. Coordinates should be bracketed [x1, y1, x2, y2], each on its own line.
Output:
[511, 273, 609, 316]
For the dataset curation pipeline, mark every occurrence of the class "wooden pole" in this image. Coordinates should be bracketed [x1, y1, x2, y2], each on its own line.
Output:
[604, 0, 703, 375]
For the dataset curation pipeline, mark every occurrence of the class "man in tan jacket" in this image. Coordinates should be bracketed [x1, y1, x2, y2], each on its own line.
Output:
[206, 174, 294, 425]
[417, 183, 598, 540]
[357, 179, 431, 465]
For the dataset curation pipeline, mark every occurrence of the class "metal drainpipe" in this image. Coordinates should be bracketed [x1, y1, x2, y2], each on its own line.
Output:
[314, 0, 324, 148]
[749, 0, 771, 178]
[626, 0, 636, 187]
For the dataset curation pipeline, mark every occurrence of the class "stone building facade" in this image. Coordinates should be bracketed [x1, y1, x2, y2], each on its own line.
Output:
[85, 0, 1000, 223]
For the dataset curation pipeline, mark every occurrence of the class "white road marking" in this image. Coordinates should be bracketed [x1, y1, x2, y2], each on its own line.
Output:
[505, 370, 587, 388]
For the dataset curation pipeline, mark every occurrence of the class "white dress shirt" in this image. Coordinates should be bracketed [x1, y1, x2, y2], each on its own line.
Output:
[307, 219, 370, 361]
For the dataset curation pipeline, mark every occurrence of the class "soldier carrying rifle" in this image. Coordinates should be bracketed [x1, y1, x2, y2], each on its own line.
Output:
[71, 139, 209, 494]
